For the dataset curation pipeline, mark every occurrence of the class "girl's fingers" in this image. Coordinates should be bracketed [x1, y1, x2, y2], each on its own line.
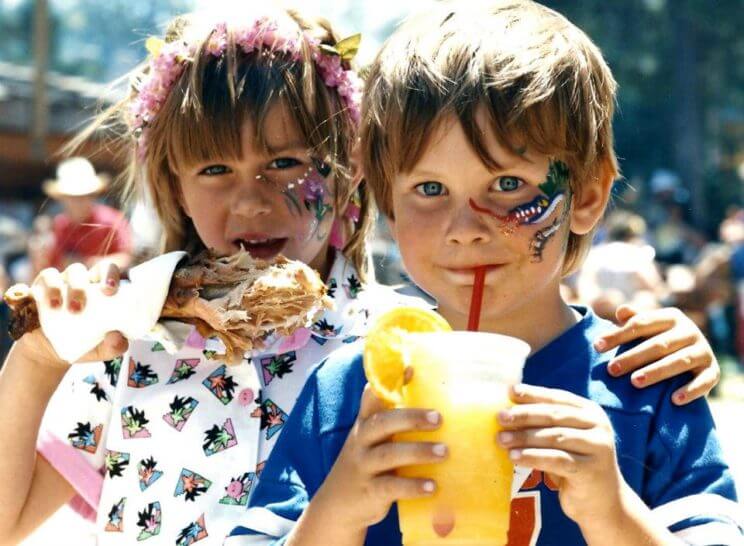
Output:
[33, 268, 64, 309]
[79, 330, 129, 363]
[628, 345, 711, 388]
[99, 261, 121, 295]
[498, 427, 601, 456]
[371, 474, 436, 500]
[594, 311, 676, 352]
[62, 263, 89, 313]
[672, 365, 721, 406]
[509, 384, 587, 408]
[366, 441, 447, 474]
[499, 402, 597, 430]
[508, 448, 588, 478]
[607, 328, 697, 377]
[361, 407, 441, 446]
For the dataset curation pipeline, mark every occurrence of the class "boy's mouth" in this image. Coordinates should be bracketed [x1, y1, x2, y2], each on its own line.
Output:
[442, 264, 507, 284]
[233, 236, 288, 260]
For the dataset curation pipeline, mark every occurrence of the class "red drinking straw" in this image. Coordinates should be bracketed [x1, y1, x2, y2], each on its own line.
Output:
[467, 266, 486, 331]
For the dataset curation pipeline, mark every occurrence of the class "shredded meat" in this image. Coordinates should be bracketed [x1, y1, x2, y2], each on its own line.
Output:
[3, 250, 333, 364]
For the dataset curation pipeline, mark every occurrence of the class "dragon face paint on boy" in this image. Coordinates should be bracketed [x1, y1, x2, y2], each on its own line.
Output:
[469, 159, 571, 261]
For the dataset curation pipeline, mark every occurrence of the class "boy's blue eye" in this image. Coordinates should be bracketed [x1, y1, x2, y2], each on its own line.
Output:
[268, 157, 302, 169]
[199, 164, 230, 176]
[492, 176, 524, 192]
[415, 181, 446, 196]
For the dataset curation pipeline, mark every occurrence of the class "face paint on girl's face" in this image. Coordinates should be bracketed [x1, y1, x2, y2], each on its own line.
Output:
[260, 159, 335, 242]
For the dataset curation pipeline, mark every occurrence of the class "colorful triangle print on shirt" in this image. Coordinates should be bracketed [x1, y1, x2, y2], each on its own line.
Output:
[103, 356, 123, 388]
[137, 456, 164, 491]
[202, 418, 238, 456]
[136, 501, 161, 541]
[167, 358, 200, 384]
[202, 365, 238, 405]
[127, 357, 159, 388]
[151, 342, 165, 352]
[260, 352, 297, 386]
[176, 514, 208, 545]
[163, 395, 199, 431]
[218, 471, 256, 506]
[83, 374, 109, 401]
[250, 398, 288, 440]
[68, 421, 103, 453]
[121, 406, 151, 439]
[174, 468, 212, 501]
[104, 450, 130, 478]
[104, 497, 126, 532]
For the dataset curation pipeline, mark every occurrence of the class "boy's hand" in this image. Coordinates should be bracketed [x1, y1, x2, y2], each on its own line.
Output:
[498, 384, 629, 531]
[313, 383, 446, 531]
[19, 261, 128, 369]
[594, 305, 719, 405]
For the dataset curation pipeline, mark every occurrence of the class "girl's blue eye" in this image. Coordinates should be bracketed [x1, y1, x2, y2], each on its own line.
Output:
[415, 182, 446, 196]
[493, 176, 524, 192]
[269, 157, 302, 169]
[199, 164, 230, 176]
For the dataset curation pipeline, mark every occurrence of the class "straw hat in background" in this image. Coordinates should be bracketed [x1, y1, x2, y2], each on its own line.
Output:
[42, 157, 109, 198]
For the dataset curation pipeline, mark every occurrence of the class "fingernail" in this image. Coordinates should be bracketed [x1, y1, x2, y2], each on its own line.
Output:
[426, 411, 441, 425]
[69, 300, 82, 313]
[595, 339, 607, 351]
[432, 444, 447, 457]
[674, 392, 686, 404]
[106, 278, 117, 288]
[499, 410, 513, 423]
[509, 449, 522, 460]
[512, 384, 525, 397]
[633, 373, 646, 386]
[608, 362, 621, 376]
[499, 431, 514, 444]
[422, 480, 436, 493]
[50, 297, 62, 308]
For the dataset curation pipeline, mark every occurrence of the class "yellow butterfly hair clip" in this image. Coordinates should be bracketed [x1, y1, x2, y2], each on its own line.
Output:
[319, 33, 361, 62]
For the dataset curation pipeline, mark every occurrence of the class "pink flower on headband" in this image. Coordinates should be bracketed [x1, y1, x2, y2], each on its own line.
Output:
[129, 18, 363, 154]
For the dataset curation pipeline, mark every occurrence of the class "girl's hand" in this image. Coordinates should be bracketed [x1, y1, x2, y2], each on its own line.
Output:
[593, 305, 719, 405]
[313, 384, 446, 531]
[497, 384, 628, 531]
[19, 261, 128, 369]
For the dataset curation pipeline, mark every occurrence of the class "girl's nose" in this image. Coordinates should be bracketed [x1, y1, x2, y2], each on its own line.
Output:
[231, 175, 273, 218]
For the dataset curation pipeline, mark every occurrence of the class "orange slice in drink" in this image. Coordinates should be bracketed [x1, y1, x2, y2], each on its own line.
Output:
[363, 307, 451, 405]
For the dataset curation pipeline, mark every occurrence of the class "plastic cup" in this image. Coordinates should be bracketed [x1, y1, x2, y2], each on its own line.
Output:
[395, 331, 530, 545]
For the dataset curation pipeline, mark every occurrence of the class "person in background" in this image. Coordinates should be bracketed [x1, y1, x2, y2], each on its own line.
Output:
[39, 157, 133, 273]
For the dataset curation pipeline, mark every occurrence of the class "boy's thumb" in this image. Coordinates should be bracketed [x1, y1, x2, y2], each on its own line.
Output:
[359, 383, 389, 419]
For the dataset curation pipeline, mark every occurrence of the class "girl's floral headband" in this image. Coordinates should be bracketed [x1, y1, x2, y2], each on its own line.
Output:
[128, 17, 363, 154]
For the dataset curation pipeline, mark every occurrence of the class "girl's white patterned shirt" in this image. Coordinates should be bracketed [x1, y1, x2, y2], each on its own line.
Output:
[38, 252, 424, 545]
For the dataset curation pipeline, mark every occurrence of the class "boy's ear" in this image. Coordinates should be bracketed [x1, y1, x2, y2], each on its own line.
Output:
[569, 160, 614, 235]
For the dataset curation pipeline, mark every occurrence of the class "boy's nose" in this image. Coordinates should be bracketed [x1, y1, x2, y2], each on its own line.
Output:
[446, 205, 492, 245]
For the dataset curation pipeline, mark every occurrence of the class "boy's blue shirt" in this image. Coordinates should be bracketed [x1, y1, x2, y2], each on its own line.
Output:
[227, 307, 743, 546]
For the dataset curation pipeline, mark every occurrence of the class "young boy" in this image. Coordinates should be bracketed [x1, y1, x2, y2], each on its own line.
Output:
[227, 1, 742, 544]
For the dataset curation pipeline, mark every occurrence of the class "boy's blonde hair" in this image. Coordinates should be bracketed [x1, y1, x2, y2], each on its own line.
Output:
[361, 0, 619, 276]
[74, 6, 372, 279]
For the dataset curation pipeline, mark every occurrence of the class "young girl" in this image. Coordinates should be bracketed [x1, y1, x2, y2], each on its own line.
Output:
[0, 4, 722, 546]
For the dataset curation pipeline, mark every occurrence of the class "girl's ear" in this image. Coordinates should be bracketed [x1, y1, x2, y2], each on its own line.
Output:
[569, 159, 614, 235]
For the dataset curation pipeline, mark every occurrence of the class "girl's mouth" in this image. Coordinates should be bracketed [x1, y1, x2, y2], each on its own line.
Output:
[234, 237, 288, 260]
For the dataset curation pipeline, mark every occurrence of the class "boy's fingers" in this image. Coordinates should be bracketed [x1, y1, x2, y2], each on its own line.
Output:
[62, 263, 89, 313]
[366, 441, 447, 474]
[614, 304, 637, 325]
[371, 474, 436, 500]
[359, 384, 390, 419]
[508, 448, 588, 478]
[33, 268, 64, 308]
[607, 329, 697, 377]
[509, 384, 586, 408]
[594, 312, 675, 352]
[672, 365, 720, 406]
[499, 403, 597, 430]
[498, 427, 598, 455]
[628, 345, 711, 388]
[361, 408, 441, 445]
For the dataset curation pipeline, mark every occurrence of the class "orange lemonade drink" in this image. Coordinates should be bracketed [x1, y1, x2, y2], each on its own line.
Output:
[363, 309, 529, 546]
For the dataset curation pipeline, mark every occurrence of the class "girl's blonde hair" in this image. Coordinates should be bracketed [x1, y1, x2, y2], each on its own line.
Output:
[72, 6, 372, 279]
[362, 0, 619, 276]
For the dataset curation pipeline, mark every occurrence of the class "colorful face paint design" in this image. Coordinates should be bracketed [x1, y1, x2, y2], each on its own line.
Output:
[529, 185, 572, 262]
[469, 160, 570, 234]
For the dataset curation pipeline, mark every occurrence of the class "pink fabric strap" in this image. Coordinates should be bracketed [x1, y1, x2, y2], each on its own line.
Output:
[37, 431, 103, 521]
